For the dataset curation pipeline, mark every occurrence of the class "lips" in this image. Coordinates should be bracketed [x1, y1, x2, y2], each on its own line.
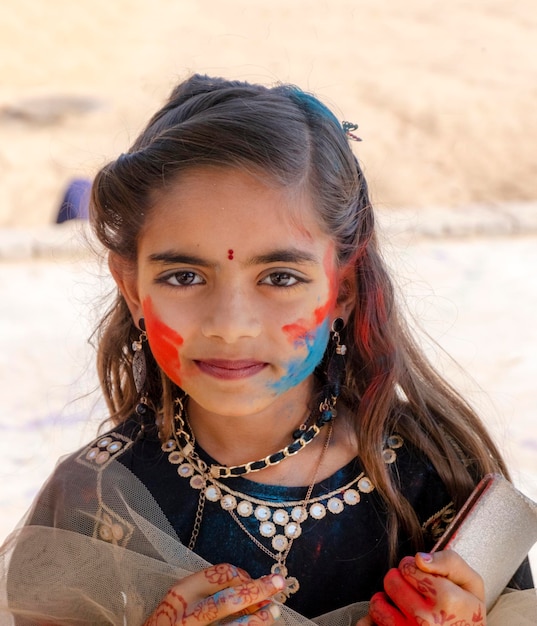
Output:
[194, 359, 267, 380]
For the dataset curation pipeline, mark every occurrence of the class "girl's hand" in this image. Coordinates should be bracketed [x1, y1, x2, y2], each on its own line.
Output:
[143, 563, 284, 626]
[363, 550, 486, 626]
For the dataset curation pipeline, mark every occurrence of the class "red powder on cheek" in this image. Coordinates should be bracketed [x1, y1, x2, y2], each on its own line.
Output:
[285, 297, 331, 342]
[313, 299, 331, 326]
[314, 246, 339, 323]
[282, 322, 309, 342]
[142, 297, 184, 385]
[282, 247, 339, 342]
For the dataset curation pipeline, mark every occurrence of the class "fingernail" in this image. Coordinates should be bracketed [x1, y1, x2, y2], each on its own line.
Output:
[261, 574, 285, 590]
[269, 603, 281, 620]
[418, 552, 433, 563]
[272, 574, 286, 589]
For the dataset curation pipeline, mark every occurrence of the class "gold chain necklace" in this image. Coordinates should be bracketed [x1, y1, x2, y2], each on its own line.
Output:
[226, 422, 332, 602]
[169, 419, 333, 603]
[167, 396, 335, 479]
[161, 403, 405, 603]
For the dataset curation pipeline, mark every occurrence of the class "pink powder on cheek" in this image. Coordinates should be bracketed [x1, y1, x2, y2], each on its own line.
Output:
[142, 297, 184, 386]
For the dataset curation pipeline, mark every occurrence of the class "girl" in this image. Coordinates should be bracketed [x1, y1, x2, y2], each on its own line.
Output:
[2, 74, 534, 625]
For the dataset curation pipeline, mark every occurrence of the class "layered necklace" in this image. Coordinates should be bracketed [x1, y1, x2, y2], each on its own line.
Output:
[161, 397, 404, 603]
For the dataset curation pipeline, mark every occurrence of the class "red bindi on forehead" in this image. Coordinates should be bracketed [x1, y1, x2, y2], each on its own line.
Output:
[227, 249, 234, 260]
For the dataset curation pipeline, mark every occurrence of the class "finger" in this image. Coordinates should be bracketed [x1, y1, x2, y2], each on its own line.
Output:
[189, 574, 285, 624]
[243, 603, 281, 625]
[216, 602, 281, 625]
[397, 556, 441, 602]
[368, 591, 409, 626]
[153, 564, 256, 624]
[144, 566, 262, 626]
[173, 563, 254, 600]
[231, 599, 272, 616]
[415, 550, 485, 601]
[382, 567, 433, 617]
[231, 567, 256, 585]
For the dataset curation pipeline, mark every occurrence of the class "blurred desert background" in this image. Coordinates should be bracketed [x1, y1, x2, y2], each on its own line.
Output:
[1, 0, 537, 223]
[1, 0, 537, 572]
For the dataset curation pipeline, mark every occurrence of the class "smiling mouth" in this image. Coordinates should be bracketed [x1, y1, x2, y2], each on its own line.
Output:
[194, 359, 267, 380]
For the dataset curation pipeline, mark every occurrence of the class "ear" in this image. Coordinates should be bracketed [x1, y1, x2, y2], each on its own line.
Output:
[334, 263, 357, 325]
[108, 253, 144, 327]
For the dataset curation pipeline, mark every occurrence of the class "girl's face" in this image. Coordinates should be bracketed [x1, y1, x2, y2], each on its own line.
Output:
[113, 167, 354, 420]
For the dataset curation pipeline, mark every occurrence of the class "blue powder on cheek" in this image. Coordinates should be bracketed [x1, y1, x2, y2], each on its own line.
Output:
[269, 319, 330, 394]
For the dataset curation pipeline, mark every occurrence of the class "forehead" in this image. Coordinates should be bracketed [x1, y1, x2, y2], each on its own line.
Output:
[143, 166, 330, 248]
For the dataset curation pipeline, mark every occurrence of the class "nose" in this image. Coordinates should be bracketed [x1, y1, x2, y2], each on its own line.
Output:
[200, 285, 261, 343]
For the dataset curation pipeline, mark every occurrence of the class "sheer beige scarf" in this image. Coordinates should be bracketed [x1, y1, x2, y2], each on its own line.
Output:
[0, 459, 534, 625]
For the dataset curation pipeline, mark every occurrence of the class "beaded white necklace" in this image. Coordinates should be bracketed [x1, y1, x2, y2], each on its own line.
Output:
[162, 408, 404, 603]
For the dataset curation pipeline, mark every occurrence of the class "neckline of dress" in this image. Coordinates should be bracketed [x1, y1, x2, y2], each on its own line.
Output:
[191, 440, 363, 499]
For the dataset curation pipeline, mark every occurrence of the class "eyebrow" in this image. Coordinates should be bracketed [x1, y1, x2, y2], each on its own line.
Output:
[246, 249, 318, 265]
[147, 248, 318, 267]
[148, 252, 211, 267]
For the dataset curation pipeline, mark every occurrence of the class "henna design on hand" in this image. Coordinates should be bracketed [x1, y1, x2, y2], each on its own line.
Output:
[472, 605, 484, 623]
[414, 607, 486, 626]
[144, 565, 282, 626]
[192, 596, 218, 622]
[205, 563, 241, 585]
[234, 581, 260, 605]
[143, 596, 182, 626]
[400, 559, 437, 598]
[369, 594, 485, 626]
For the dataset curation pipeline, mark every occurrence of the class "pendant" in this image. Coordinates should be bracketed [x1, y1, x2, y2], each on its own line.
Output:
[237, 500, 254, 517]
[285, 576, 300, 596]
[273, 509, 289, 525]
[272, 574, 300, 604]
[270, 564, 300, 603]
[272, 534, 289, 552]
[168, 451, 184, 464]
[271, 563, 288, 577]
[190, 474, 205, 490]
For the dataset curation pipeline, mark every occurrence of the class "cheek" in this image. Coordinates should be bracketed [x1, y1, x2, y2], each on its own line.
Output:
[312, 278, 337, 329]
[271, 319, 330, 394]
[275, 251, 338, 393]
[143, 297, 184, 386]
[317, 245, 339, 320]
[282, 247, 338, 345]
[299, 318, 330, 373]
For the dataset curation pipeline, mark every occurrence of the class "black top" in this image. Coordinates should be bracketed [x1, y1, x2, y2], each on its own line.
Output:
[23, 416, 534, 619]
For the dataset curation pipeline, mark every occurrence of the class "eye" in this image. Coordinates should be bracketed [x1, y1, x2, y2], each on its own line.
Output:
[161, 271, 204, 287]
[260, 272, 302, 287]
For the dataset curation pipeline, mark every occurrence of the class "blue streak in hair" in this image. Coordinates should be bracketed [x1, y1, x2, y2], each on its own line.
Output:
[284, 86, 341, 128]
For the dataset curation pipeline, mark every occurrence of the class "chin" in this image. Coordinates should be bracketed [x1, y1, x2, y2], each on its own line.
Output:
[188, 390, 278, 419]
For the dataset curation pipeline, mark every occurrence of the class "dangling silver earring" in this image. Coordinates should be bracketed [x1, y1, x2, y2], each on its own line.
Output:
[317, 318, 347, 424]
[331, 318, 347, 355]
[132, 318, 147, 394]
[132, 318, 152, 420]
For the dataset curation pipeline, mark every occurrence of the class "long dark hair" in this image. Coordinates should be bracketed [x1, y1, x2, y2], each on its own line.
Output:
[90, 74, 508, 562]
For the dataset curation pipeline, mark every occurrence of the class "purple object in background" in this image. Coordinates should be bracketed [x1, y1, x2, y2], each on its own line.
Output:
[56, 177, 92, 223]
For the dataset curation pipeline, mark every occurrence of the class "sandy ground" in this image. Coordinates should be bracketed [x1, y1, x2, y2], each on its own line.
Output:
[1, 0, 537, 226]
